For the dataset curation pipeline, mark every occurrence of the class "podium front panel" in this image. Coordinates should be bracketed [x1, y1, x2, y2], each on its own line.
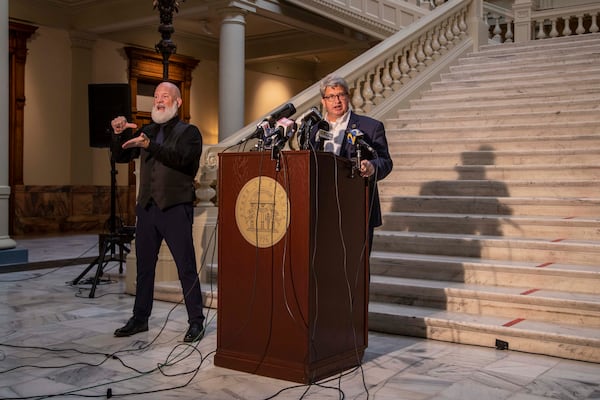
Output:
[215, 151, 368, 383]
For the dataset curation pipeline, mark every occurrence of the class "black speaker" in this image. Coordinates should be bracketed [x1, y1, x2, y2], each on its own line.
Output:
[88, 83, 131, 148]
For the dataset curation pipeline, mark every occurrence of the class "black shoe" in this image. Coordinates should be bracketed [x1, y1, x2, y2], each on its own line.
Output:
[184, 322, 204, 342]
[114, 317, 148, 337]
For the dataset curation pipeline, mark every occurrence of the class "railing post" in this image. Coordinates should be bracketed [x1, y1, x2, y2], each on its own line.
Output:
[469, 0, 489, 52]
[513, 0, 535, 43]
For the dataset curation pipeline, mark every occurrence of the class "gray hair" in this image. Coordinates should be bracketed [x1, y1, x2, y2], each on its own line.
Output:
[319, 74, 350, 97]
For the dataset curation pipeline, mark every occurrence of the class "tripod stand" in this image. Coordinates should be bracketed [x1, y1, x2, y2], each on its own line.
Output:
[71, 155, 134, 298]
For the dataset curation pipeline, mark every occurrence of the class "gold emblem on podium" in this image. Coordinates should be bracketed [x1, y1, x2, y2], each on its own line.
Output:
[235, 176, 290, 248]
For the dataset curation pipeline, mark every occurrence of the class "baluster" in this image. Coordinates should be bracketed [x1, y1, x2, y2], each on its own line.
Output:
[536, 19, 547, 39]
[196, 165, 217, 206]
[361, 73, 375, 112]
[407, 42, 419, 78]
[459, 9, 468, 37]
[575, 15, 585, 34]
[399, 48, 411, 84]
[390, 52, 402, 89]
[431, 26, 441, 59]
[445, 17, 455, 45]
[351, 79, 364, 113]
[438, 23, 448, 53]
[590, 14, 599, 33]
[452, 13, 461, 42]
[371, 65, 384, 104]
[505, 19, 514, 42]
[416, 37, 426, 71]
[562, 16, 572, 36]
[380, 60, 393, 96]
[549, 19, 559, 38]
[492, 15, 502, 42]
[424, 31, 434, 64]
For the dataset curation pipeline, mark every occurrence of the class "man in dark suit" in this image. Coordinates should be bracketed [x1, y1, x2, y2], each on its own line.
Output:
[110, 81, 205, 342]
[310, 74, 393, 253]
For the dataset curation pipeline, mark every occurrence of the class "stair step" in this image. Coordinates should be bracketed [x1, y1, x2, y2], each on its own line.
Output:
[387, 164, 600, 180]
[418, 83, 600, 102]
[369, 251, 600, 294]
[397, 99, 600, 118]
[379, 178, 598, 197]
[380, 212, 600, 240]
[477, 33, 600, 55]
[438, 69, 600, 90]
[391, 149, 600, 167]
[454, 50, 600, 72]
[388, 134, 600, 152]
[369, 275, 600, 327]
[409, 91, 600, 108]
[379, 195, 600, 217]
[458, 42, 600, 66]
[389, 109, 600, 129]
[372, 230, 600, 266]
[368, 302, 600, 363]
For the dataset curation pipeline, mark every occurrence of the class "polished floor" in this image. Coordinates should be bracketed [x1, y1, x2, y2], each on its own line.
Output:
[0, 234, 599, 400]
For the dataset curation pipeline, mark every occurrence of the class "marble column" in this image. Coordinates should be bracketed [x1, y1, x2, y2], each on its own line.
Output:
[0, 2, 16, 252]
[218, 7, 247, 141]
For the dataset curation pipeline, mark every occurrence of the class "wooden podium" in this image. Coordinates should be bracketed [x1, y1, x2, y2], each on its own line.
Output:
[215, 150, 369, 384]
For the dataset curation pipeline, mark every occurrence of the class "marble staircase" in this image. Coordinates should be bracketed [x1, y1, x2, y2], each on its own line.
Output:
[370, 33, 600, 363]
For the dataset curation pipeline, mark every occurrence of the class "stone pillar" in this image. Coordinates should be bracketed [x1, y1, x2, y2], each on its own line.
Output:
[513, 0, 535, 43]
[218, 7, 247, 141]
[0, 2, 16, 253]
[469, 0, 490, 53]
[69, 31, 96, 184]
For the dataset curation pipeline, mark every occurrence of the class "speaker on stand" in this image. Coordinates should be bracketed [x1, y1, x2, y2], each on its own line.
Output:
[71, 83, 135, 298]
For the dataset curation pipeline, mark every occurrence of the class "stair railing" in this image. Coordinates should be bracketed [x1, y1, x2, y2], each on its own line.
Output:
[200, 0, 484, 198]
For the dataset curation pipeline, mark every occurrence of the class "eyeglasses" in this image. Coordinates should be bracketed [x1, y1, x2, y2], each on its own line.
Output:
[323, 93, 348, 102]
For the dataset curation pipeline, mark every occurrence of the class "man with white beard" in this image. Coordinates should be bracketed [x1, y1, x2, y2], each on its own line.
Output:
[109, 81, 205, 343]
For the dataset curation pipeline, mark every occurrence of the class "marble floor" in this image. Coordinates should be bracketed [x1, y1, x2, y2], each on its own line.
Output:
[0, 234, 599, 400]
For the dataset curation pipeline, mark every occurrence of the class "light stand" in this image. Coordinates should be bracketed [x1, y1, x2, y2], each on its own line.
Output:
[71, 151, 134, 298]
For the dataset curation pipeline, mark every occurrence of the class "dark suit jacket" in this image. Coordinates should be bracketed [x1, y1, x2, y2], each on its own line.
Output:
[111, 116, 202, 210]
[310, 111, 393, 229]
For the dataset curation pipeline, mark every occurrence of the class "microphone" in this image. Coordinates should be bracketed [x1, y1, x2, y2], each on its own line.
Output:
[297, 107, 323, 127]
[270, 117, 297, 143]
[266, 103, 296, 125]
[270, 117, 297, 167]
[347, 129, 377, 156]
[297, 107, 324, 149]
[238, 119, 270, 145]
[315, 126, 332, 151]
[237, 103, 296, 145]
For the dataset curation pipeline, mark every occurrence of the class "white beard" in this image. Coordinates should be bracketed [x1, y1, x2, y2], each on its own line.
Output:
[151, 102, 179, 124]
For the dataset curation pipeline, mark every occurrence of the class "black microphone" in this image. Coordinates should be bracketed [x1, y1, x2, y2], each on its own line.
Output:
[297, 107, 323, 127]
[347, 128, 377, 157]
[266, 103, 296, 126]
[238, 119, 270, 145]
[315, 125, 332, 151]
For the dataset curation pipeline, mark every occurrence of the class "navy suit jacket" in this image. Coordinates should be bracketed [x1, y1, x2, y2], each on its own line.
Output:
[310, 111, 393, 230]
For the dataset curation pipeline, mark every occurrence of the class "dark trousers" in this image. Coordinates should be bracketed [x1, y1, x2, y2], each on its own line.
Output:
[132, 202, 205, 325]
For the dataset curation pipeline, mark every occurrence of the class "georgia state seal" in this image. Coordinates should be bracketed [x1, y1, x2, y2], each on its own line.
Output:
[235, 176, 290, 248]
